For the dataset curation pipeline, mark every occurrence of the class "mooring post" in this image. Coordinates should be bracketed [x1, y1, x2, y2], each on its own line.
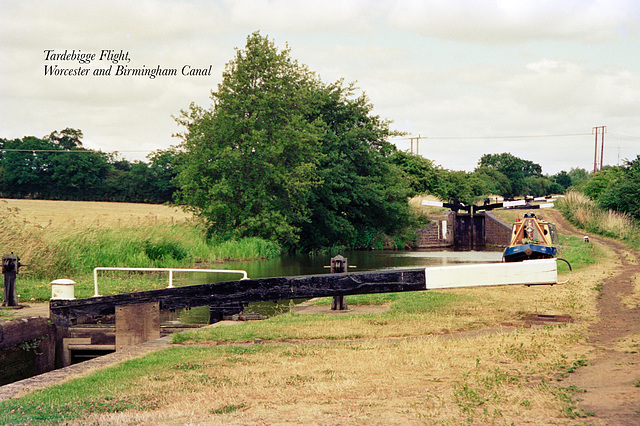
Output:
[330, 255, 348, 311]
[2, 253, 24, 307]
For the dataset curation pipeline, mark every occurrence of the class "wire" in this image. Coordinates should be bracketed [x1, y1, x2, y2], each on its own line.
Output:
[1, 149, 151, 153]
[391, 133, 591, 141]
[609, 133, 640, 141]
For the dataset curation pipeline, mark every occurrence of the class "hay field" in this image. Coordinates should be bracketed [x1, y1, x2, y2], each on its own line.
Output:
[0, 198, 192, 228]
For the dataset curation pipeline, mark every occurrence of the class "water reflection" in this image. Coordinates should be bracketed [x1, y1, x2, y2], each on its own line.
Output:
[174, 249, 504, 286]
[172, 249, 504, 323]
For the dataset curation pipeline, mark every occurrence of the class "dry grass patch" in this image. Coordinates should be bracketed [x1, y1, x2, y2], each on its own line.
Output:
[0, 198, 191, 228]
[491, 208, 525, 225]
[408, 194, 446, 215]
[620, 273, 640, 309]
[613, 333, 640, 354]
[72, 325, 591, 425]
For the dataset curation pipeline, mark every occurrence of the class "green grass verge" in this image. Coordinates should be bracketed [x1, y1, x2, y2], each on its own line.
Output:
[172, 291, 463, 344]
[556, 235, 600, 274]
[555, 191, 640, 251]
[0, 346, 261, 425]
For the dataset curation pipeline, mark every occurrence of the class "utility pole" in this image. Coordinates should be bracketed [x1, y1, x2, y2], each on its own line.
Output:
[593, 126, 606, 172]
[409, 134, 422, 155]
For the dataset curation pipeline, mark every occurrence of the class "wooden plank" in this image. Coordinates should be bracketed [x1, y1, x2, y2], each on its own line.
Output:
[67, 344, 116, 351]
[425, 259, 557, 290]
[62, 338, 91, 367]
[115, 302, 160, 351]
[50, 269, 427, 325]
[50, 263, 560, 326]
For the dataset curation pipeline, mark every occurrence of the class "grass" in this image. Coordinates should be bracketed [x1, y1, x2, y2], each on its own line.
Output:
[0, 324, 597, 424]
[0, 199, 282, 301]
[0, 199, 625, 423]
[172, 291, 467, 344]
[555, 190, 640, 249]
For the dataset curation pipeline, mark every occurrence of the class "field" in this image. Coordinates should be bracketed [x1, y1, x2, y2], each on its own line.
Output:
[0, 198, 192, 227]
[1, 200, 638, 424]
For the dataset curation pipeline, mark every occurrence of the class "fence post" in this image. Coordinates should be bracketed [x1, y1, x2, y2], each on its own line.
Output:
[330, 255, 348, 311]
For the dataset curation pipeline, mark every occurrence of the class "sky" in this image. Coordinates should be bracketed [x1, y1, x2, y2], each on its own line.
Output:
[2, 0, 640, 175]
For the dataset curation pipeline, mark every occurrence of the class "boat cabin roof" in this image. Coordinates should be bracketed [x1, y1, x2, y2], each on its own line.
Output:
[509, 214, 558, 246]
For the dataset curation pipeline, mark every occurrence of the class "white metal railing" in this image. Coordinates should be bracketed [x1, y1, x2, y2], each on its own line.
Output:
[92, 267, 249, 297]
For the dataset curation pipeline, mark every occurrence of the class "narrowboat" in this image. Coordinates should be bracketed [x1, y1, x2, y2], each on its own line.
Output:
[503, 212, 558, 262]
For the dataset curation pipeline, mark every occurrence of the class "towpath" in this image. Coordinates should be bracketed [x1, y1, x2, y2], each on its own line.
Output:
[545, 209, 640, 425]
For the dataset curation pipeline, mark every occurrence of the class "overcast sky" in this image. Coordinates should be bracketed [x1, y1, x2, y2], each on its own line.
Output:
[2, 0, 639, 175]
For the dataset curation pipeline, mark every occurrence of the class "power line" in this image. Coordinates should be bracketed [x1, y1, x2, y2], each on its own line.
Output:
[1, 149, 151, 154]
[391, 133, 591, 141]
[609, 133, 640, 141]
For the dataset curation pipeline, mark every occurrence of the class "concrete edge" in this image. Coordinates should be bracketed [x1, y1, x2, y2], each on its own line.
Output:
[0, 335, 173, 401]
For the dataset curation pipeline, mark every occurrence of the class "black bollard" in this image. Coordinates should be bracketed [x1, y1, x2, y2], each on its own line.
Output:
[330, 255, 348, 311]
[2, 253, 23, 307]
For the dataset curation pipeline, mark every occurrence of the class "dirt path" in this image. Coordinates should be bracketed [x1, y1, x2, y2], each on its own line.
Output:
[546, 209, 640, 425]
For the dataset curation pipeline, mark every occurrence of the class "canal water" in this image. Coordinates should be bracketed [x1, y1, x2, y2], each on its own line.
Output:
[173, 248, 504, 323]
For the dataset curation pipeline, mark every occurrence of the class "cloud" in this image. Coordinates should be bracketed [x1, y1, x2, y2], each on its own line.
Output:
[1, 0, 639, 174]
[386, 0, 639, 43]
[222, 0, 379, 34]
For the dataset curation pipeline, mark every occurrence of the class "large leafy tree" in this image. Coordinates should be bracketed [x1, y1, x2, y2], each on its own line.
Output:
[175, 32, 411, 248]
[176, 32, 322, 245]
[299, 82, 411, 248]
[476, 152, 542, 198]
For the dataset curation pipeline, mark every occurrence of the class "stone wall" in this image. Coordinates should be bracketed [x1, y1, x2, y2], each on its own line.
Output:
[415, 211, 511, 248]
[0, 317, 57, 385]
[415, 212, 455, 248]
[485, 211, 512, 247]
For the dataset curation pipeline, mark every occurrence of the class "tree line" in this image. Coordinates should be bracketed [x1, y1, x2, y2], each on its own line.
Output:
[0, 129, 179, 204]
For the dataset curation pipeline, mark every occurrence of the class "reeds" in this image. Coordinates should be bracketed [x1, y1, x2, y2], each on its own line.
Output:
[0, 203, 281, 281]
[556, 190, 638, 244]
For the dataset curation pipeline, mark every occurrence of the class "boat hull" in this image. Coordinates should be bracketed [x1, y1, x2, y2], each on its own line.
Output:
[503, 243, 557, 263]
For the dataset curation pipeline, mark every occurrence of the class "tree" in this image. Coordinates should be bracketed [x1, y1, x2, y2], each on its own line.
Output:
[49, 150, 110, 200]
[551, 170, 572, 191]
[45, 128, 84, 150]
[582, 167, 624, 200]
[175, 32, 411, 248]
[0, 132, 181, 203]
[146, 147, 181, 203]
[1, 136, 58, 197]
[473, 166, 511, 198]
[299, 81, 411, 248]
[176, 32, 324, 245]
[389, 151, 442, 197]
[596, 156, 640, 219]
[476, 153, 542, 198]
[567, 167, 590, 188]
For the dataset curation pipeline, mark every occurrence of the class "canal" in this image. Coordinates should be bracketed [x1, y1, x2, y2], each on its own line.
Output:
[172, 248, 504, 322]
